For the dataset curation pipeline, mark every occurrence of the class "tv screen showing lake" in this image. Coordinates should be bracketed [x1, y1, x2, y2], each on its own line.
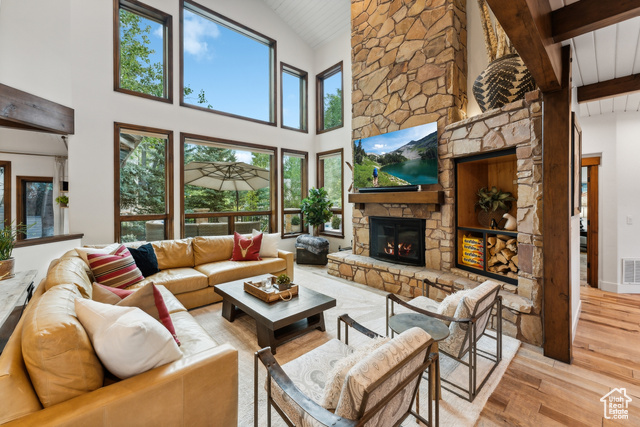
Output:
[353, 122, 439, 189]
[380, 158, 438, 184]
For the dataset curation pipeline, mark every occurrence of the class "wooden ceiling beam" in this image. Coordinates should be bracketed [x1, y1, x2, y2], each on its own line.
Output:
[552, 0, 640, 43]
[0, 83, 74, 135]
[486, 0, 562, 92]
[577, 73, 640, 103]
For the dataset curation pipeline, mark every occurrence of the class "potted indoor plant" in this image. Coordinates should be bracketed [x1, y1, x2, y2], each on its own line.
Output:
[300, 187, 333, 237]
[476, 186, 515, 228]
[55, 195, 69, 207]
[0, 221, 29, 280]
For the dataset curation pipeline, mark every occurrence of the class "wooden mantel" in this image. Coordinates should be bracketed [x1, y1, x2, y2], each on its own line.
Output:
[0, 83, 74, 135]
[348, 190, 444, 210]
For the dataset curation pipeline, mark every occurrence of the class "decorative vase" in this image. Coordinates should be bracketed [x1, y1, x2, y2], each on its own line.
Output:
[478, 208, 508, 229]
[472, 53, 536, 112]
[0, 257, 15, 280]
[502, 213, 517, 231]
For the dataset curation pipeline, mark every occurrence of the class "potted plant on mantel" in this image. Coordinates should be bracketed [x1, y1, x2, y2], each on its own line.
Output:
[0, 221, 29, 281]
[476, 186, 515, 229]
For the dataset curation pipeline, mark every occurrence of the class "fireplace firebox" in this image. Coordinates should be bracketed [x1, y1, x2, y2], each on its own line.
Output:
[369, 217, 426, 266]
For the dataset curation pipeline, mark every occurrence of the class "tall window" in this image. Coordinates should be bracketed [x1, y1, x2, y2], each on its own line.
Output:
[182, 134, 276, 237]
[181, 1, 276, 124]
[316, 62, 343, 134]
[282, 150, 308, 238]
[317, 149, 343, 237]
[114, 0, 172, 102]
[281, 63, 308, 132]
[0, 161, 10, 226]
[16, 176, 54, 240]
[115, 123, 173, 243]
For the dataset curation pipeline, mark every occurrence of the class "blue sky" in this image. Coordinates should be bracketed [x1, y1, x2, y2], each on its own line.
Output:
[359, 122, 438, 155]
[282, 71, 301, 128]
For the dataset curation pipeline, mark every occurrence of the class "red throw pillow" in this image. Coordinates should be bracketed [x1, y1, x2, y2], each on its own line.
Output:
[230, 231, 262, 261]
[92, 282, 180, 346]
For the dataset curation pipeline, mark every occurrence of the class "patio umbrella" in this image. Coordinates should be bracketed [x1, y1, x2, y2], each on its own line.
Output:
[184, 161, 270, 210]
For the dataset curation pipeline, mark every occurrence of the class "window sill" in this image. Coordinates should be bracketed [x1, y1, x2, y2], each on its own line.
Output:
[15, 233, 84, 248]
[319, 231, 344, 239]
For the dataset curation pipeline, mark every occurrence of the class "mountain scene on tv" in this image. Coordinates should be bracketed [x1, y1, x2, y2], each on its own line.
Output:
[353, 122, 438, 189]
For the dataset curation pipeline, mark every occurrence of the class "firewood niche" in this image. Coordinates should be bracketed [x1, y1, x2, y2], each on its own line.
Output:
[455, 149, 518, 285]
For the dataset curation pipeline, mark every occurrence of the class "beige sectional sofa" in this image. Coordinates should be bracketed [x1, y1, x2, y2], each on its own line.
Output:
[0, 235, 293, 425]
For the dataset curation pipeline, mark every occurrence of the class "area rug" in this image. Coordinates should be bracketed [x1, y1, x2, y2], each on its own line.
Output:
[191, 265, 520, 426]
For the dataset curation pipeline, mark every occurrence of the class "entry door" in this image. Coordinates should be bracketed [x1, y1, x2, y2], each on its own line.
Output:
[582, 157, 600, 288]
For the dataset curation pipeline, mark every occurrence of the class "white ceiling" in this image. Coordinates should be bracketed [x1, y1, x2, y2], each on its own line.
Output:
[261, 0, 350, 49]
[550, 0, 640, 117]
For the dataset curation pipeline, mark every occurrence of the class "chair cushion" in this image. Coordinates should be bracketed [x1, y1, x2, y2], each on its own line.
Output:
[192, 235, 235, 265]
[335, 327, 431, 424]
[22, 284, 104, 408]
[74, 299, 182, 380]
[406, 295, 440, 313]
[320, 337, 389, 410]
[271, 339, 353, 426]
[129, 268, 209, 295]
[437, 288, 474, 326]
[463, 280, 501, 315]
[151, 239, 194, 269]
[44, 256, 94, 299]
[197, 258, 287, 286]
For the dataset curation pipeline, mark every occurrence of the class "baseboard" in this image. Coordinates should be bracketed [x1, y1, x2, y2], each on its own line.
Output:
[600, 280, 640, 294]
[572, 299, 582, 342]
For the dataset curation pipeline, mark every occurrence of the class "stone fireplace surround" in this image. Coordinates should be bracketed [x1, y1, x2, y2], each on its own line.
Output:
[329, 92, 544, 345]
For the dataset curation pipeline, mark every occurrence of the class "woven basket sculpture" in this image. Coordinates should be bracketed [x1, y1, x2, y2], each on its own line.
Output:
[472, 53, 536, 113]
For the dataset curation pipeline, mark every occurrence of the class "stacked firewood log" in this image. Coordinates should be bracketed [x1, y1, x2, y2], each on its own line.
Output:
[487, 235, 518, 278]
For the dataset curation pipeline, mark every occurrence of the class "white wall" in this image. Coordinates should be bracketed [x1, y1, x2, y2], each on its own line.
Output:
[581, 111, 640, 293]
[0, 0, 349, 256]
[466, 0, 490, 118]
[13, 238, 81, 284]
[314, 31, 353, 253]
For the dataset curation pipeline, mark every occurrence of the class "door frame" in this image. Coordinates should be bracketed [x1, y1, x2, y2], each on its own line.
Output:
[582, 156, 600, 288]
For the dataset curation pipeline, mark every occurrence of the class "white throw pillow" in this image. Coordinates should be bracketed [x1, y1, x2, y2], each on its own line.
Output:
[74, 298, 182, 379]
[75, 243, 121, 266]
[252, 230, 280, 258]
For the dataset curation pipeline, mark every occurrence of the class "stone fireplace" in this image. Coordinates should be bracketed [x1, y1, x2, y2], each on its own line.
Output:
[370, 217, 425, 266]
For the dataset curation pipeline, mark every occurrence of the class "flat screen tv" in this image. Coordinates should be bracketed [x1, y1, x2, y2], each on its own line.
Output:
[353, 122, 438, 191]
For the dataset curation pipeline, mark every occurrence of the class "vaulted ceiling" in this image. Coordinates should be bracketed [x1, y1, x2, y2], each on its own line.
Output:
[261, 0, 350, 49]
[550, 0, 640, 117]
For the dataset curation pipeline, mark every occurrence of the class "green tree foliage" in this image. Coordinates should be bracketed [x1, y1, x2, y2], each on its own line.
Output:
[353, 140, 366, 165]
[119, 9, 164, 97]
[322, 156, 342, 208]
[323, 89, 342, 129]
[283, 156, 302, 209]
[120, 137, 166, 215]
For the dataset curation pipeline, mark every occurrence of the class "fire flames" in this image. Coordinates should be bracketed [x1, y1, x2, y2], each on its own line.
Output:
[383, 241, 413, 256]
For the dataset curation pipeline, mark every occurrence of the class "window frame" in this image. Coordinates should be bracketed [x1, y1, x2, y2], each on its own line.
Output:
[0, 161, 11, 226]
[179, 0, 278, 126]
[113, 0, 173, 103]
[316, 148, 344, 238]
[180, 132, 278, 238]
[281, 149, 308, 239]
[316, 61, 344, 134]
[114, 122, 174, 243]
[16, 176, 54, 241]
[280, 62, 308, 133]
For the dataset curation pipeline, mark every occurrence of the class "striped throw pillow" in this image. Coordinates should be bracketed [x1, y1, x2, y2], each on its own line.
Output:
[87, 245, 144, 289]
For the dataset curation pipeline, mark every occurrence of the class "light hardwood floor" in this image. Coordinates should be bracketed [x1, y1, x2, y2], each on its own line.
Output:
[477, 287, 640, 426]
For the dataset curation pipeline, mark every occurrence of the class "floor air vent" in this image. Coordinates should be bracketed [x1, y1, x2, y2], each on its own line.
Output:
[622, 259, 640, 284]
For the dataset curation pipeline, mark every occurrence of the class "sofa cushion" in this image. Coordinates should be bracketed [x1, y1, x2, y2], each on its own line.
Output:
[196, 258, 287, 286]
[230, 232, 262, 261]
[44, 257, 94, 299]
[128, 243, 160, 277]
[192, 235, 235, 265]
[128, 268, 209, 295]
[88, 245, 145, 289]
[151, 239, 195, 269]
[170, 311, 218, 357]
[75, 299, 182, 380]
[22, 284, 104, 408]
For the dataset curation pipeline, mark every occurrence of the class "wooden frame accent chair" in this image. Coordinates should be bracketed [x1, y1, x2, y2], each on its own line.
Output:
[254, 314, 439, 426]
[386, 280, 502, 402]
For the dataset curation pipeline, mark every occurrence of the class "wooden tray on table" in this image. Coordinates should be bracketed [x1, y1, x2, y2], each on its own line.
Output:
[243, 280, 298, 303]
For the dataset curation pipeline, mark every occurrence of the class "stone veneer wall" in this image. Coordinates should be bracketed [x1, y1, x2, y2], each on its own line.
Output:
[334, 91, 544, 345]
